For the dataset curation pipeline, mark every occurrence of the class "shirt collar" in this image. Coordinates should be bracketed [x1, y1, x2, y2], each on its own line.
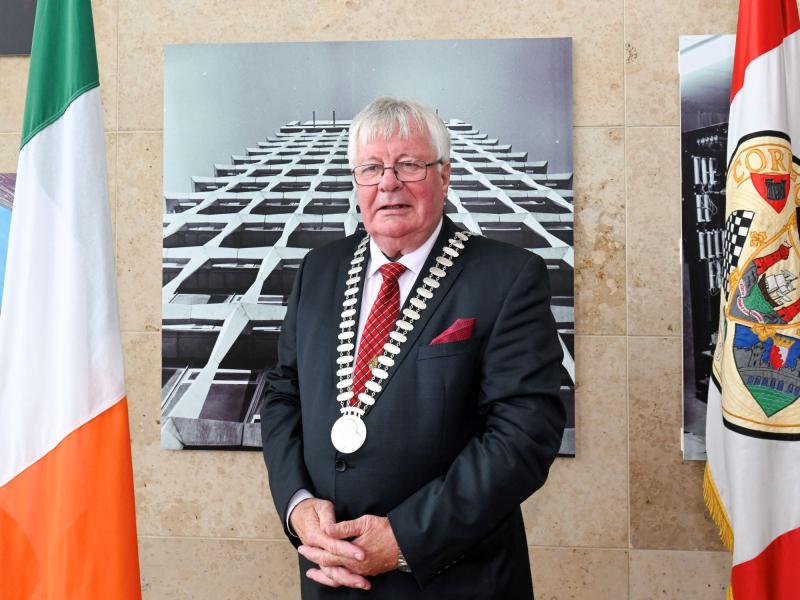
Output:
[366, 218, 443, 279]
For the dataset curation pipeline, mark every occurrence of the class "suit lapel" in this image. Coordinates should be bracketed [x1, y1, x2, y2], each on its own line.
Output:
[372, 218, 465, 399]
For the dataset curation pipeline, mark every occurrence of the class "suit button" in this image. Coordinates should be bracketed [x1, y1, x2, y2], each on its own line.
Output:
[335, 459, 347, 472]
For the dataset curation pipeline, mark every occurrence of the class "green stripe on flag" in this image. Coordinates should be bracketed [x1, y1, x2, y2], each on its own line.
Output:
[20, 0, 99, 150]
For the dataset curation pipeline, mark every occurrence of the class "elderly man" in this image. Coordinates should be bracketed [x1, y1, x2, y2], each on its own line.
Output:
[261, 97, 564, 599]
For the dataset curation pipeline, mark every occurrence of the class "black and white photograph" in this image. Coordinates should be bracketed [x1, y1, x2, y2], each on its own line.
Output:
[161, 38, 576, 455]
[680, 34, 735, 460]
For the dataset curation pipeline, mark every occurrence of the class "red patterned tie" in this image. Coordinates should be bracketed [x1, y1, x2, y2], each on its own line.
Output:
[351, 262, 407, 404]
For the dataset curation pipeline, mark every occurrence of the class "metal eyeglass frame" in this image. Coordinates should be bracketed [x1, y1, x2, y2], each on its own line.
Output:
[351, 160, 443, 186]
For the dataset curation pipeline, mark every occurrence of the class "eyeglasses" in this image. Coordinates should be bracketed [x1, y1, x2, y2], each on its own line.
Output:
[351, 160, 443, 186]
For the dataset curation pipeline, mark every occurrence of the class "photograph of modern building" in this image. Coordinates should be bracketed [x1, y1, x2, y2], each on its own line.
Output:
[161, 39, 575, 454]
[679, 34, 735, 459]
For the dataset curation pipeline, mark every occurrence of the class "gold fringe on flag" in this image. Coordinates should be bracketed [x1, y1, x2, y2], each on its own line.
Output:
[703, 463, 734, 551]
[704, 464, 735, 599]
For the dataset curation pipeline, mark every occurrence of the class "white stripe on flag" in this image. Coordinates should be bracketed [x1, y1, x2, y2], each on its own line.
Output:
[727, 30, 800, 163]
[0, 87, 125, 487]
[708, 378, 800, 565]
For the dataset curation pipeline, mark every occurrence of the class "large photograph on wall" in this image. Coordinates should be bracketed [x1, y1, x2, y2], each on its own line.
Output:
[162, 38, 576, 454]
[680, 35, 735, 459]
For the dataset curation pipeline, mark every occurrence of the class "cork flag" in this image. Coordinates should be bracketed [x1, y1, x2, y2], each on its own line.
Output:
[0, 0, 141, 598]
[705, 0, 800, 597]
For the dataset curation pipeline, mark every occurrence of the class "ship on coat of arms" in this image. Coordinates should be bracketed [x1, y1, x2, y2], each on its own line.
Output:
[732, 243, 800, 324]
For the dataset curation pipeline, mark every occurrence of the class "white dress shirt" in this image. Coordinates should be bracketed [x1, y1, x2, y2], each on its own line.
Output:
[284, 219, 443, 533]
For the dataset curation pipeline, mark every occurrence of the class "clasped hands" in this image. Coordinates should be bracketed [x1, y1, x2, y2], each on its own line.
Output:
[290, 498, 400, 591]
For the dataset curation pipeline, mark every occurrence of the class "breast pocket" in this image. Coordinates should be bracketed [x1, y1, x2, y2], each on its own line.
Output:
[415, 339, 479, 400]
[415, 338, 481, 448]
[417, 338, 477, 361]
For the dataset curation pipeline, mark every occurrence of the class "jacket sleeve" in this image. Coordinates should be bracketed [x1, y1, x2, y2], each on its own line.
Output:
[386, 254, 566, 588]
[260, 256, 315, 545]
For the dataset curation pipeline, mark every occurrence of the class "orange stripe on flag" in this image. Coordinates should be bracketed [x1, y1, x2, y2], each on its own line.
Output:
[731, 526, 800, 599]
[0, 399, 140, 600]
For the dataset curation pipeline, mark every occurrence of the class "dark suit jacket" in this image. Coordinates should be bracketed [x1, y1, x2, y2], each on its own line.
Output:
[261, 217, 565, 599]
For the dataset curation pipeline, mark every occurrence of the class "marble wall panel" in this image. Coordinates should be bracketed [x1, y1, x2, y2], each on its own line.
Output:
[629, 549, 730, 599]
[91, 0, 119, 130]
[139, 537, 299, 599]
[116, 132, 162, 333]
[530, 546, 629, 599]
[629, 336, 723, 550]
[626, 126, 682, 337]
[134, 444, 285, 540]
[523, 335, 628, 548]
[574, 127, 626, 335]
[124, 332, 161, 447]
[624, 0, 739, 126]
[106, 131, 118, 237]
[0, 134, 20, 172]
[117, 0, 622, 131]
[0, 57, 30, 134]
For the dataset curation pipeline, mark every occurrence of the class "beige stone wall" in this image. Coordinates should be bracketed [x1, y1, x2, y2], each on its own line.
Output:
[0, 0, 745, 597]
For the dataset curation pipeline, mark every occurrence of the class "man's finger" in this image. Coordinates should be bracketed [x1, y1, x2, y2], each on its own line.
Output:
[303, 525, 365, 559]
[321, 565, 371, 590]
[326, 517, 365, 539]
[313, 534, 365, 561]
[305, 568, 340, 588]
[298, 544, 356, 569]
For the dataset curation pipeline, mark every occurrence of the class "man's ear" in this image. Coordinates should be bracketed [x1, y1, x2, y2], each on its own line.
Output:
[440, 161, 451, 195]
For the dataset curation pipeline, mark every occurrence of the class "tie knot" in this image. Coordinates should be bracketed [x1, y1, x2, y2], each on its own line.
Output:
[379, 262, 407, 282]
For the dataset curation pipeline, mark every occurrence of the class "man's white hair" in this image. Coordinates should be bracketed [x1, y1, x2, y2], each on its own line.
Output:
[347, 97, 451, 167]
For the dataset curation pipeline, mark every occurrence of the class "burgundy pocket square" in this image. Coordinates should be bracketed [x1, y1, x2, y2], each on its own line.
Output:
[430, 318, 477, 345]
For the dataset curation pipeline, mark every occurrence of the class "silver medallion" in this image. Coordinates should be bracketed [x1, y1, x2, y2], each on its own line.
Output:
[331, 414, 367, 454]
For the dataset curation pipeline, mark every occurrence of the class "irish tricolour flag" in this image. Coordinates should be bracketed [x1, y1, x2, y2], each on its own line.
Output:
[705, 0, 800, 598]
[0, 0, 141, 598]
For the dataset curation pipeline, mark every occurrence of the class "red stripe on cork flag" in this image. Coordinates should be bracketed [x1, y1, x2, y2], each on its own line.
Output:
[730, 0, 800, 102]
[0, 400, 141, 600]
[731, 526, 800, 599]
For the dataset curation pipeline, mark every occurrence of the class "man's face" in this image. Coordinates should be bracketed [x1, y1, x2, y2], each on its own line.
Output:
[353, 128, 450, 255]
